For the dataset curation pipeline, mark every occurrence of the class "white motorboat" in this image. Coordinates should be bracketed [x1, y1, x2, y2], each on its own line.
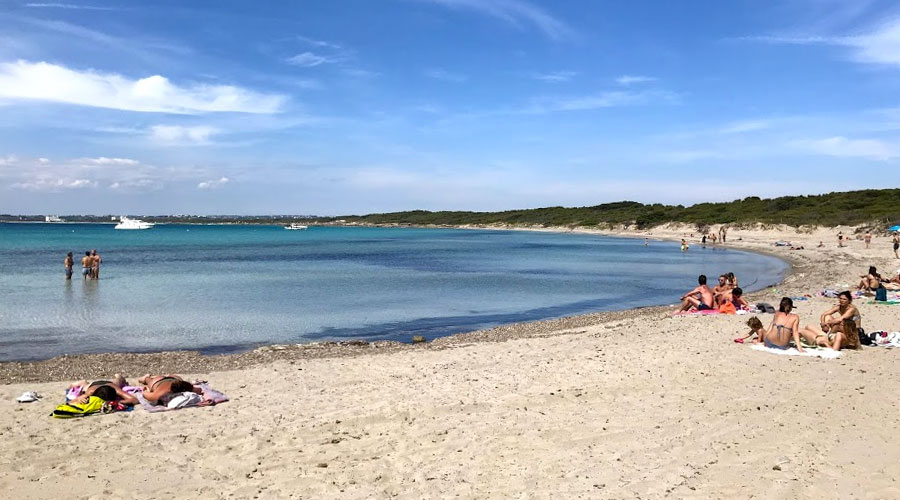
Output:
[284, 223, 308, 230]
[114, 216, 155, 230]
[44, 215, 65, 223]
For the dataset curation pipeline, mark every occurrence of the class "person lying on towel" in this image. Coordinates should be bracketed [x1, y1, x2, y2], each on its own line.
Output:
[138, 374, 202, 405]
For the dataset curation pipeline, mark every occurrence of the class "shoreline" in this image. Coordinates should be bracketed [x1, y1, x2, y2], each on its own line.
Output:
[0, 223, 798, 384]
[4, 223, 900, 498]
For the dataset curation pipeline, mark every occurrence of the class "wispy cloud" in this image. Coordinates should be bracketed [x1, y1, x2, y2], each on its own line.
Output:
[286, 51, 344, 67]
[532, 71, 576, 83]
[524, 90, 678, 114]
[0, 155, 212, 193]
[717, 119, 771, 134]
[149, 125, 220, 145]
[197, 177, 230, 190]
[296, 35, 343, 50]
[793, 136, 896, 161]
[24, 3, 116, 10]
[423, 0, 576, 41]
[615, 75, 656, 86]
[425, 68, 468, 83]
[741, 17, 900, 67]
[0, 60, 286, 114]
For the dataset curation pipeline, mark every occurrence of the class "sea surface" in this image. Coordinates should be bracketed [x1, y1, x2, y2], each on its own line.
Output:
[0, 223, 789, 361]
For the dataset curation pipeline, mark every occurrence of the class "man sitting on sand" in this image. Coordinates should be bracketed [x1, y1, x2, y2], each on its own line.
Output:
[719, 287, 749, 311]
[678, 275, 714, 312]
[712, 275, 733, 306]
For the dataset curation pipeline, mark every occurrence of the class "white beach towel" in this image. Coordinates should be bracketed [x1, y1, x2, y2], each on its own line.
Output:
[750, 344, 842, 359]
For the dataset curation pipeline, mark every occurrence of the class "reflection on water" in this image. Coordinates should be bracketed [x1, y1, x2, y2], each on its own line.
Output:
[0, 224, 789, 361]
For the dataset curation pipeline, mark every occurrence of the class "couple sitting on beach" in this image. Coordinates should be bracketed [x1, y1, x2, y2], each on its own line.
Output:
[740, 293, 861, 352]
[678, 274, 747, 313]
[68, 373, 203, 408]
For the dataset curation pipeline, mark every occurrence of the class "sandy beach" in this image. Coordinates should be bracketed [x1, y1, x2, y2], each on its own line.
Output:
[2, 224, 899, 499]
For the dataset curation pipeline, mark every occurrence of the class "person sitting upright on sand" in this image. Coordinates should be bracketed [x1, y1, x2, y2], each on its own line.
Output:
[819, 291, 861, 334]
[678, 275, 714, 312]
[753, 297, 801, 350]
[712, 274, 731, 306]
[857, 266, 882, 292]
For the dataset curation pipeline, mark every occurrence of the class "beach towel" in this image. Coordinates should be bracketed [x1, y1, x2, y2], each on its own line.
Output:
[136, 383, 228, 413]
[870, 332, 900, 348]
[51, 396, 130, 418]
[750, 344, 842, 359]
[673, 309, 720, 316]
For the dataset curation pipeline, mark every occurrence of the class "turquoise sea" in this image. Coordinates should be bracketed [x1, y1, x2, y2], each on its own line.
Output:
[0, 223, 788, 361]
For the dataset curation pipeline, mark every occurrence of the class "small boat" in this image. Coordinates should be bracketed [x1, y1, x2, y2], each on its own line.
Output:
[114, 216, 154, 230]
[284, 223, 308, 230]
[44, 215, 65, 223]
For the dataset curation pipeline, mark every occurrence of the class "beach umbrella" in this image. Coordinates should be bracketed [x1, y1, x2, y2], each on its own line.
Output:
[890, 225, 900, 232]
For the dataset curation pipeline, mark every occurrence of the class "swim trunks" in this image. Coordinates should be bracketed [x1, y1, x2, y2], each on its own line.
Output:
[82, 267, 91, 276]
[65, 267, 73, 278]
[894, 243, 899, 251]
[697, 303, 713, 311]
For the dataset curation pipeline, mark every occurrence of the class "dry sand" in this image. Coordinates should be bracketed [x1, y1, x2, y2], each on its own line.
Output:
[2, 224, 899, 499]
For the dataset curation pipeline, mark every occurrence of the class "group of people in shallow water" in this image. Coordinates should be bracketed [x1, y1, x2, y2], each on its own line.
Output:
[67, 373, 202, 407]
[64, 249, 102, 280]
[743, 293, 861, 352]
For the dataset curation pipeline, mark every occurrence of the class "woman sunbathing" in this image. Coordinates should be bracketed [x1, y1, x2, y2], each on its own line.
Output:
[68, 374, 138, 405]
[820, 291, 861, 334]
[798, 318, 860, 351]
[139, 374, 202, 405]
[857, 266, 883, 292]
[753, 297, 801, 350]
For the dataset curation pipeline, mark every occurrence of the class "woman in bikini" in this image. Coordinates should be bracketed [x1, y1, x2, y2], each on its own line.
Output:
[68, 374, 138, 405]
[799, 318, 861, 351]
[819, 291, 861, 335]
[753, 297, 801, 351]
[857, 266, 882, 292]
[139, 374, 201, 405]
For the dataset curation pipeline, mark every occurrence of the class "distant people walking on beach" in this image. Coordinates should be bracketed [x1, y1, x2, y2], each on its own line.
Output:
[864, 231, 871, 249]
[893, 233, 899, 258]
[721, 226, 727, 243]
[837, 231, 844, 247]
[677, 275, 714, 312]
[91, 249, 102, 279]
[81, 251, 92, 280]
[64, 252, 74, 280]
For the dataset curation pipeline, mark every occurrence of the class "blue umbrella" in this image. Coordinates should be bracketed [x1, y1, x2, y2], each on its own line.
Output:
[890, 225, 900, 232]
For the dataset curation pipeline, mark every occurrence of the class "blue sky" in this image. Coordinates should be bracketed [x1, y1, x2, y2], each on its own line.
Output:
[1, 0, 899, 215]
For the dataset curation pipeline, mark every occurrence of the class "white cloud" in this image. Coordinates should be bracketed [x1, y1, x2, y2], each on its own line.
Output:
[149, 125, 220, 144]
[717, 119, 771, 134]
[78, 157, 140, 166]
[742, 17, 900, 67]
[424, 68, 468, 83]
[25, 3, 115, 10]
[525, 90, 677, 113]
[616, 75, 656, 85]
[296, 36, 342, 50]
[0, 60, 286, 114]
[286, 51, 342, 67]
[424, 0, 576, 41]
[0, 155, 18, 166]
[197, 177, 230, 190]
[532, 71, 576, 83]
[11, 178, 96, 191]
[793, 136, 896, 160]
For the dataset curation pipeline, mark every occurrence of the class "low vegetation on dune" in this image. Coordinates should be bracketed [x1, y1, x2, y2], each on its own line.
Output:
[326, 189, 900, 229]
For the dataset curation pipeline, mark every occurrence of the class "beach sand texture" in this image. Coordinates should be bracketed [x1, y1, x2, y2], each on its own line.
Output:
[1, 224, 899, 499]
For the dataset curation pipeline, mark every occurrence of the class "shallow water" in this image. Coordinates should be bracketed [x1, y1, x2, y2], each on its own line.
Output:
[0, 223, 788, 361]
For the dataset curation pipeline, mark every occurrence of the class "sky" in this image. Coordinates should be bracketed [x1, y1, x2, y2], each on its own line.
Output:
[1, 0, 899, 215]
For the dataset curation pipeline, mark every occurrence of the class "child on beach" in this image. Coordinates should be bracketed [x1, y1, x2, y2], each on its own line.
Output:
[734, 316, 765, 343]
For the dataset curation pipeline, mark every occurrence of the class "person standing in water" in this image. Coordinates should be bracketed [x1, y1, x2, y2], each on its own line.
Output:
[81, 251, 93, 280]
[64, 252, 74, 280]
[91, 249, 102, 279]
[680, 239, 689, 252]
